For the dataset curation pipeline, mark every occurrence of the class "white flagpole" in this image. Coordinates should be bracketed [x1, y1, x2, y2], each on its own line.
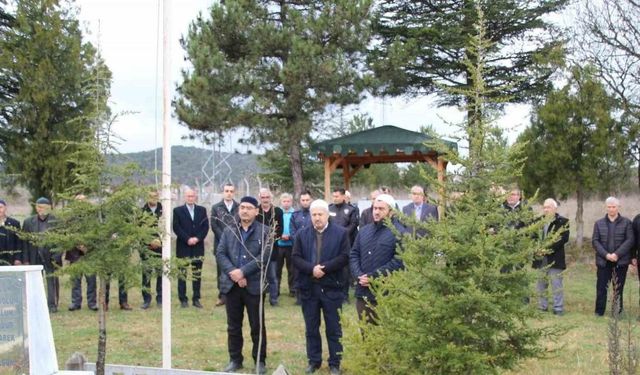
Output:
[161, 0, 172, 369]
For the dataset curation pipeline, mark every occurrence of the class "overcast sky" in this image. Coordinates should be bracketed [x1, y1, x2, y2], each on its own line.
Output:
[76, 0, 532, 155]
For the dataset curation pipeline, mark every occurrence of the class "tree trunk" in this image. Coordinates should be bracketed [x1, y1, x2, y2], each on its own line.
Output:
[96, 276, 107, 375]
[575, 184, 585, 250]
[289, 140, 304, 198]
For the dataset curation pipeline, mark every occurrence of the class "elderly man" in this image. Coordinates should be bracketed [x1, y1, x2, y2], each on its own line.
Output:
[217, 196, 272, 374]
[402, 185, 438, 237]
[256, 188, 283, 306]
[533, 198, 569, 315]
[350, 194, 406, 323]
[593, 197, 634, 316]
[211, 183, 239, 306]
[292, 200, 349, 375]
[172, 188, 209, 308]
[0, 199, 21, 266]
[23, 197, 60, 312]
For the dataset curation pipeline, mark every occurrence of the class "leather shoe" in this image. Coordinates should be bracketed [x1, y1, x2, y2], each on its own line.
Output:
[88, 305, 98, 311]
[180, 301, 188, 308]
[68, 305, 81, 311]
[223, 361, 242, 372]
[141, 302, 150, 310]
[49, 306, 58, 313]
[329, 366, 341, 375]
[256, 362, 266, 375]
[215, 298, 226, 306]
[120, 303, 133, 311]
[305, 363, 321, 373]
[193, 300, 203, 308]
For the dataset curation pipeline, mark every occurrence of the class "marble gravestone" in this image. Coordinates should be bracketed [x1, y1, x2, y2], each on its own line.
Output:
[0, 265, 58, 375]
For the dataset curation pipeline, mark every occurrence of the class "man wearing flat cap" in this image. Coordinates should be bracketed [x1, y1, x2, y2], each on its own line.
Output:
[217, 196, 272, 374]
[350, 194, 407, 323]
[23, 197, 61, 312]
[0, 199, 22, 266]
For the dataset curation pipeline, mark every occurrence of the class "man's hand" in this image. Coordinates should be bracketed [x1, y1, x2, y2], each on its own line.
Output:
[13, 260, 22, 265]
[237, 278, 247, 288]
[358, 274, 370, 287]
[312, 264, 325, 279]
[606, 253, 619, 262]
[229, 268, 244, 282]
[281, 235, 290, 241]
[187, 237, 199, 246]
[150, 239, 162, 249]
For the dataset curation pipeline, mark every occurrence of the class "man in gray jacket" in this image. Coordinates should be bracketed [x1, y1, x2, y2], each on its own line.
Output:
[593, 196, 634, 316]
[217, 196, 272, 374]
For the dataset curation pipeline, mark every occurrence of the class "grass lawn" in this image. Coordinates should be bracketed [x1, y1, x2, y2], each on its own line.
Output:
[51, 257, 640, 374]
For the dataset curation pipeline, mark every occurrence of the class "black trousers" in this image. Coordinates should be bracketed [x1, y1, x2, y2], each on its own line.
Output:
[276, 245, 295, 296]
[105, 277, 128, 305]
[177, 256, 203, 303]
[224, 285, 267, 364]
[356, 297, 378, 325]
[214, 240, 223, 299]
[70, 273, 97, 308]
[595, 263, 628, 316]
[141, 251, 162, 304]
[300, 284, 343, 367]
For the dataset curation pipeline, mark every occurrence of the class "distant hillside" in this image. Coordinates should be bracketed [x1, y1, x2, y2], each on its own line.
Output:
[108, 146, 263, 188]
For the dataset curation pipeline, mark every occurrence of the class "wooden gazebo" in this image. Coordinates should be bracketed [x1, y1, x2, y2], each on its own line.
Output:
[313, 125, 457, 200]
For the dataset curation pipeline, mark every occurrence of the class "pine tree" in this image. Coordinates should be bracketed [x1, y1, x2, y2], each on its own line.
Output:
[174, 0, 373, 197]
[0, 0, 110, 204]
[341, 10, 555, 374]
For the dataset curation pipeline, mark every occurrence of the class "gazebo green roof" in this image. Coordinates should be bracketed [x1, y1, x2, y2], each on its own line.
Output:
[313, 125, 457, 157]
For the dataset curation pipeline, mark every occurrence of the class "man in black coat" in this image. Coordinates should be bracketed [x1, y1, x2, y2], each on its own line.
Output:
[141, 191, 163, 309]
[172, 188, 209, 308]
[329, 188, 358, 302]
[0, 199, 21, 266]
[533, 198, 569, 315]
[292, 199, 349, 375]
[593, 196, 634, 316]
[256, 188, 283, 306]
[217, 196, 272, 374]
[210, 183, 239, 306]
[23, 197, 60, 312]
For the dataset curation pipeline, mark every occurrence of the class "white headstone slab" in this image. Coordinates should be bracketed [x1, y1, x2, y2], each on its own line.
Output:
[0, 265, 58, 375]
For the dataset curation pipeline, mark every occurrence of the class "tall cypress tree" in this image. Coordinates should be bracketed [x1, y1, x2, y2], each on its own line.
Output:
[0, 0, 110, 204]
[517, 66, 629, 248]
[175, 0, 373, 197]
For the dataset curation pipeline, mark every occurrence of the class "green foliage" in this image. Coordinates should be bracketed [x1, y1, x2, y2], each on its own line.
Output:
[259, 142, 323, 194]
[174, 0, 373, 196]
[341, 10, 556, 374]
[517, 66, 630, 202]
[0, 0, 111, 204]
[370, 0, 567, 106]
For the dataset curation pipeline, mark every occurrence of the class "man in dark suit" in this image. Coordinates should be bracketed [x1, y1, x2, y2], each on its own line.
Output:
[533, 198, 569, 315]
[402, 185, 438, 237]
[0, 199, 22, 266]
[211, 183, 239, 306]
[23, 197, 61, 312]
[172, 188, 209, 308]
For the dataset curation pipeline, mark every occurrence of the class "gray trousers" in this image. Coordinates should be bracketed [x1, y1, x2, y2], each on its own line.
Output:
[71, 274, 97, 308]
[536, 267, 564, 312]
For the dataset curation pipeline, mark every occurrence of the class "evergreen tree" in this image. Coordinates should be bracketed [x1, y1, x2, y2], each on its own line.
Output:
[174, 0, 373, 197]
[0, 0, 110, 204]
[517, 66, 629, 248]
[341, 10, 554, 374]
[370, 0, 566, 107]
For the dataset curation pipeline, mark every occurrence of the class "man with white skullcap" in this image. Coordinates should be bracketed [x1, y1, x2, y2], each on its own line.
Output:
[349, 194, 407, 323]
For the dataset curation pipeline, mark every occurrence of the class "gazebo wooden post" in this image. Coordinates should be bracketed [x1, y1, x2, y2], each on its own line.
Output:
[324, 158, 332, 201]
[342, 161, 351, 191]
